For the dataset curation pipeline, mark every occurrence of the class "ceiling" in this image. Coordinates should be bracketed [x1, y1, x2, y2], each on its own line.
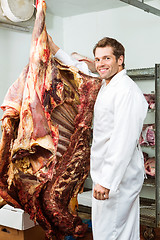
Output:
[45, 0, 126, 17]
[45, 0, 160, 18]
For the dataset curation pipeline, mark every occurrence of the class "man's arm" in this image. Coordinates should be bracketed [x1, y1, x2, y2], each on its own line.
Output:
[48, 35, 97, 76]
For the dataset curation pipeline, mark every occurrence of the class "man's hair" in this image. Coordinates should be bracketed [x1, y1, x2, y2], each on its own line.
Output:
[93, 37, 125, 68]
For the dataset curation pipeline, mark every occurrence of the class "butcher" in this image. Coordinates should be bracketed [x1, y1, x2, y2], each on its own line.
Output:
[49, 36, 148, 240]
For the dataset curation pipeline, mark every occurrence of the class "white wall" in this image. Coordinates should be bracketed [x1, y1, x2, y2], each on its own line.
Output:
[0, 13, 63, 125]
[63, 2, 160, 70]
[46, 14, 64, 48]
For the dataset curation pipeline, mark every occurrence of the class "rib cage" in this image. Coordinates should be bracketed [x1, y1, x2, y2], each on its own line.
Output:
[52, 103, 77, 158]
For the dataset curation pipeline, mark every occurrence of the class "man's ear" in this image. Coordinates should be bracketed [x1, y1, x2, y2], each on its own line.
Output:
[118, 55, 124, 66]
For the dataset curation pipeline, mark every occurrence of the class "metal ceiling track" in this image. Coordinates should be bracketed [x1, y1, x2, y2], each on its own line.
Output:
[120, 0, 160, 17]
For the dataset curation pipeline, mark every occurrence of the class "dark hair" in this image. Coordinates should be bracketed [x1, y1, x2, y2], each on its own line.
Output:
[93, 37, 125, 68]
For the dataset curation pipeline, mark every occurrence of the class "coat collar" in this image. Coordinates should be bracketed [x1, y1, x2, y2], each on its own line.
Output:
[102, 69, 126, 87]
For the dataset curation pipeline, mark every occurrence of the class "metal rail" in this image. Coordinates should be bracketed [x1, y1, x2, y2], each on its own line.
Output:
[155, 64, 160, 227]
[120, 0, 160, 17]
[128, 65, 160, 228]
[127, 67, 155, 80]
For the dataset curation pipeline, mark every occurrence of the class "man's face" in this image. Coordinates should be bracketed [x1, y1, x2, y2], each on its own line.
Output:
[94, 46, 123, 80]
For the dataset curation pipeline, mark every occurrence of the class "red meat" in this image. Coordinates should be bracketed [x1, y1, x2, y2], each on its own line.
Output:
[139, 124, 155, 146]
[144, 94, 155, 110]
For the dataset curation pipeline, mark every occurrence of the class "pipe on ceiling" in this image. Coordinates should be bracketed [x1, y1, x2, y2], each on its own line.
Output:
[120, 0, 160, 17]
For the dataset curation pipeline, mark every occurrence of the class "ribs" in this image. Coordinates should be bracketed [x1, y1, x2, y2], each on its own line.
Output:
[0, 0, 102, 239]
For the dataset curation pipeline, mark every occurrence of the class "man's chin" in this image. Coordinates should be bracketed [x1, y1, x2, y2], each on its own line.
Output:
[99, 74, 110, 79]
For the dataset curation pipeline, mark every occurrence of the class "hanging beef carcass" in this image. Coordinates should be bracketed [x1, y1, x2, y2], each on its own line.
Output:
[0, 0, 102, 239]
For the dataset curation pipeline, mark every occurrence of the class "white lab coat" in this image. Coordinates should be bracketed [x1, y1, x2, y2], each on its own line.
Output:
[55, 49, 91, 75]
[55, 49, 148, 240]
[91, 70, 148, 240]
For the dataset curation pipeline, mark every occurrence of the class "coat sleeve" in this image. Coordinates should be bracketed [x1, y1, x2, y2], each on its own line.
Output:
[98, 88, 148, 192]
[54, 49, 90, 75]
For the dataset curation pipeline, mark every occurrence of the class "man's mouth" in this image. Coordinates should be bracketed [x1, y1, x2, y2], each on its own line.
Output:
[98, 68, 109, 74]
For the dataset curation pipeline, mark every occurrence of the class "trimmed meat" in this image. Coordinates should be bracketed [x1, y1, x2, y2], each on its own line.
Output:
[144, 93, 155, 110]
[139, 124, 155, 146]
[144, 157, 155, 177]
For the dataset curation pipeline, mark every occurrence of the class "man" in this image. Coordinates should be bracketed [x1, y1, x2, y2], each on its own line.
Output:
[49, 36, 148, 239]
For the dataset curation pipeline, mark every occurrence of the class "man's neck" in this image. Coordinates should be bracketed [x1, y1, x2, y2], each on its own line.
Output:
[105, 79, 110, 85]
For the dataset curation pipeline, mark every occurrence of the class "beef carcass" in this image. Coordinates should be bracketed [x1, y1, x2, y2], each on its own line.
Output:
[0, 0, 102, 239]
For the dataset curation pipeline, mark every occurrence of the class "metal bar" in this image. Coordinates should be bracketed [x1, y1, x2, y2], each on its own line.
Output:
[0, 22, 30, 32]
[127, 67, 155, 80]
[127, 67, 155, 77]
[155, 64, 160, 227]
[120, 0, 160, 17]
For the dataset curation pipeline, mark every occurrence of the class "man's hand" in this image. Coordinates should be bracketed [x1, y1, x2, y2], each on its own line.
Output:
[93, 184, 110, 200]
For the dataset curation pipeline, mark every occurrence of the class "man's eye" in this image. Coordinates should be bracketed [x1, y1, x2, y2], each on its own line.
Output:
[95, 59, 99, 62]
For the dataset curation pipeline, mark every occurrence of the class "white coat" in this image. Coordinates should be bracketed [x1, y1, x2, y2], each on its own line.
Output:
[91, 70, 148, 240]
[55, 49, 148, 240]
